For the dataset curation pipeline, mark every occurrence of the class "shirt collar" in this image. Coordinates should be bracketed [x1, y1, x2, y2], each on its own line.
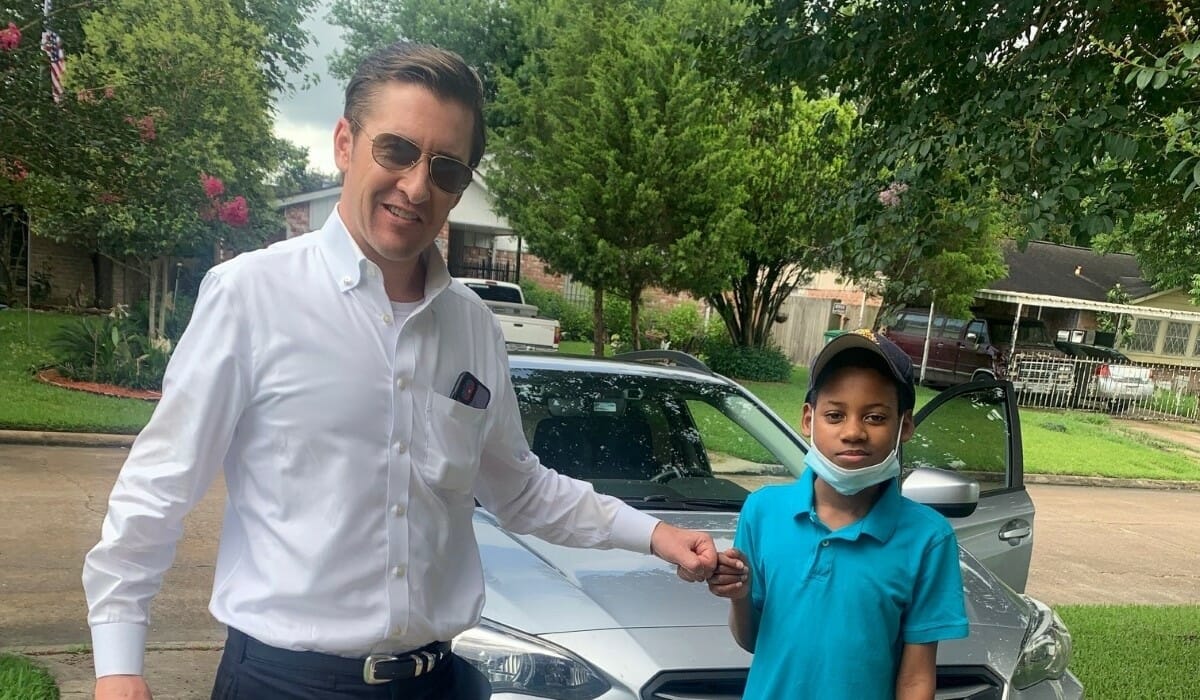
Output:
[317, 207, 453, 301]
[794, 466, 902, 543]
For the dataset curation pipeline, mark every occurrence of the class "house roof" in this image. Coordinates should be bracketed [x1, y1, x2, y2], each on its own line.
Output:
[988, 240, 1158, 302]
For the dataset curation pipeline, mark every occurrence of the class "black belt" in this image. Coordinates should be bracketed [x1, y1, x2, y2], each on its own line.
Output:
[230, 628, 453, 686]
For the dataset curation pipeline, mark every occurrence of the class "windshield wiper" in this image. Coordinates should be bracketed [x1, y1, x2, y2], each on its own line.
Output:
[626, 495, 744, 512]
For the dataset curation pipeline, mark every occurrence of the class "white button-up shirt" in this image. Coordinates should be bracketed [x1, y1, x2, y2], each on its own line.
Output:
[83, 211, 659, 677]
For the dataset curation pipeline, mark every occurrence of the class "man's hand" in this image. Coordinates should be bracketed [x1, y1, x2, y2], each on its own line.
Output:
[707, 548, 750, 600]
[650, 522, 717, 582]
[96, 674, 152, 699]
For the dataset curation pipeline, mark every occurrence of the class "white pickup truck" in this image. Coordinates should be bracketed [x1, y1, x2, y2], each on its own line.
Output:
[459, 278, 561, 352]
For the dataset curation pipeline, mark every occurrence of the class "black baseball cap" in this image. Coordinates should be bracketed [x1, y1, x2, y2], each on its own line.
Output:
[806, 329, 916, 411]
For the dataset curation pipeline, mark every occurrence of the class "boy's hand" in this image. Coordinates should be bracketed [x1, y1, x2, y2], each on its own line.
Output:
[707, 548, 750, 599]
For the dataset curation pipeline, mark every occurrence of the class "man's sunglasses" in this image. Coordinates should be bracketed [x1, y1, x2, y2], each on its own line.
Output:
[351, 119, 475, 194]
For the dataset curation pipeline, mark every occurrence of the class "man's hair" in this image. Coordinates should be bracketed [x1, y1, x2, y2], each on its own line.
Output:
[809, 348, 914, 413]
[344, 41, 487, 168]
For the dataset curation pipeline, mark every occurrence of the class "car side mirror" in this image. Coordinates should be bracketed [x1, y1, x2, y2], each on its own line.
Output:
[965, 331, 979, 345]
[901, 467, 980, 518]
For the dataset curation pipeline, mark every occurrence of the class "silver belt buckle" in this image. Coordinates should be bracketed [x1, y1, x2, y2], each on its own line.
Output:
[363, 654, 398, 685]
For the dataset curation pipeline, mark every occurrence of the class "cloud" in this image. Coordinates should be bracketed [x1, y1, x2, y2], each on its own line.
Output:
[272, 1, 345, 174]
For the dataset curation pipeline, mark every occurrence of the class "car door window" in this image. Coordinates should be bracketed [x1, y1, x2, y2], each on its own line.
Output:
[903, 380, 1035, 592]
[965, 319, 986, 344]
[904, 384, 1013, 493]
[939, 318, 967, 340]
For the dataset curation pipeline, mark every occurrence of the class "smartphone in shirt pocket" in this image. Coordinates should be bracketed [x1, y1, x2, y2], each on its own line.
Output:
[451, 371, 491, 409]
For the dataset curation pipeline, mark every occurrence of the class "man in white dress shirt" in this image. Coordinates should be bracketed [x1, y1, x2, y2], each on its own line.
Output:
[84, 42, 719, 700]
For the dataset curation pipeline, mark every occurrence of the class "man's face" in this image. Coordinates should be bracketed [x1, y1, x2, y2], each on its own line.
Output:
[333, 81, 474, 272]
[802, 366, 914, 470]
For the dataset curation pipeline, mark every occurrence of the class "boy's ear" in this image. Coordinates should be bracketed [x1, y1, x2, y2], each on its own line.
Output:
[800, 403, 814, 438]
[899, 409, 915, 442]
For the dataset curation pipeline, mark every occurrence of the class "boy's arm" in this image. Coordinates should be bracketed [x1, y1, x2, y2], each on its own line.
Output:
[729, 595, 760, 653]
[895, 642, 937, 700]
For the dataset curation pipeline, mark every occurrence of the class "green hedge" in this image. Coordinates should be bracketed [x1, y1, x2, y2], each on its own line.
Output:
[701, 339, 794, 382]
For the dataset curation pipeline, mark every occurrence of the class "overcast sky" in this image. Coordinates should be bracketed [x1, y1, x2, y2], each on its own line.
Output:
[273, 1, 345, 175]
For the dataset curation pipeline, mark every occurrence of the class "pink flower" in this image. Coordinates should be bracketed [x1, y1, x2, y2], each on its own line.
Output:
[1, 159, 28, 182]
[200, 173, 225, 199]
[0, 22, 20, 52]
[878, 181, 909, 208]
[218, 196, 249, 227]
[137, 115, 156, 142]
[76, 89, 95, 104]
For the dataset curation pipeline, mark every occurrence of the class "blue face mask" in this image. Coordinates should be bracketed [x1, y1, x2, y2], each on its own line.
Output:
[803, 429, 903, 496]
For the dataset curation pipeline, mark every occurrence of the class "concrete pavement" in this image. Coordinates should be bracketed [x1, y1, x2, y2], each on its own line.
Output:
[2, 441, 1199, 697]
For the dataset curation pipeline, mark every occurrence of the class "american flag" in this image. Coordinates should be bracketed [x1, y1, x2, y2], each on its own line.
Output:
[41, 0, 65, 103]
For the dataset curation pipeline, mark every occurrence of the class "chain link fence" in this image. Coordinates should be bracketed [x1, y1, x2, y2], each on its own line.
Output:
[1011, 352, 1200, 422]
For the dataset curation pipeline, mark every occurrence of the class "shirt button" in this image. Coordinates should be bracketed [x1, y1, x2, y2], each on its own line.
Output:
[394, 441, 407, 454]
[382, 313, 393, 325]
[392, 565, 406, 578]
[391, 503, 405, 517]
[395, 377, 407, 390]
[821, 540, 830, 547]
[367, 268, 376, 278]
[341, 276, 352, 286]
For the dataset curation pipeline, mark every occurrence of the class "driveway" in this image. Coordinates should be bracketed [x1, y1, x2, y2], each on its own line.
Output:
[1, 444, 1197, 651]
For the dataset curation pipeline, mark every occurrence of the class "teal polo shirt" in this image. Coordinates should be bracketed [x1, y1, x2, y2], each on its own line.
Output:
[734, 467, 968, 699]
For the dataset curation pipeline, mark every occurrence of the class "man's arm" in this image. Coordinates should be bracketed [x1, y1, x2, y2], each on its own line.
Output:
[895, 642, 937, 700]
[84, 269, 252, 688]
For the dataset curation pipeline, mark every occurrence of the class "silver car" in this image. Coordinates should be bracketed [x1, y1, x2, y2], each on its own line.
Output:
[451, 351, 1084, 699]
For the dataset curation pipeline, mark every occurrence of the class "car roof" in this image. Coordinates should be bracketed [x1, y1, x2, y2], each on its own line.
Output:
[509, 351, 735, 387]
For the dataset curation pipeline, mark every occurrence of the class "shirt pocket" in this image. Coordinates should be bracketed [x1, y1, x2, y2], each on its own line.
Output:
[420, 391, 488, 493]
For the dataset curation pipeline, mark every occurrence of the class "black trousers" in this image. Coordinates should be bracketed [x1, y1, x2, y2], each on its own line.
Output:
[211, 628, 492, 700]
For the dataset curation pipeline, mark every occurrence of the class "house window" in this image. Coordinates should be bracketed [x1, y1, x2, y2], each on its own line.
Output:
[1193, 331, 1200, 357]
[1164, 322, 1192, 356]
[1125, 318, 1160, 353]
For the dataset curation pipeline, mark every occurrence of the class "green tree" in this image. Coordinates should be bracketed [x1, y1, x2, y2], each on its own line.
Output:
[706, 87, 855, 347]
[328, 0, 529, 109]
[734, 1, 1200, 266]
[860, 169, 1012, 324]
[488, 0, 752, 354]
[269, 138, 340, 197]
[24, 0, 279, 339]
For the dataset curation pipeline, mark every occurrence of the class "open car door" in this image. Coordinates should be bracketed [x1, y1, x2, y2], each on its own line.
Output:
[903, 380, 1035, 592]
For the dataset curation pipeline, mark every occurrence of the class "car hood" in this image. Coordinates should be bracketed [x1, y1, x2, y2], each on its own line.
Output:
[473, 509, 1033, 672]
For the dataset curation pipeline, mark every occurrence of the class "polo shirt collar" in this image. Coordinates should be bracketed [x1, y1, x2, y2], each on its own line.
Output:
[316, 207, 453, 301]
[794, 466, 902, 543]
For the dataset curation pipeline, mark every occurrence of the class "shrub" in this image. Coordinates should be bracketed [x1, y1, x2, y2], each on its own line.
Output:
[701, 339, 794, 382]
[50, 307, 171, 390]
[651, 301, 706, 353]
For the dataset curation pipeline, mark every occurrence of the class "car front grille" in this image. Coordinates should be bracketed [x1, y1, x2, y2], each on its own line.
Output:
[642, 670, 746, 700]
[935, 666, 1004, 700]
[641, 666, 1003, 699]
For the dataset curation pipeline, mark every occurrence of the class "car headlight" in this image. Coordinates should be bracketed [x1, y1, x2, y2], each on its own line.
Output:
[1012, 597, 1072, 689]
[453, 621, 611, 699]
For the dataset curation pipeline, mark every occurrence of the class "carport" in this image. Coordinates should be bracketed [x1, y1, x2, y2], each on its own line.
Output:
[912, 289, 1200, 384]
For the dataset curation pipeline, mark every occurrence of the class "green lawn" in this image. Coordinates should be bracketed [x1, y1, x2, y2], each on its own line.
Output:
[0, 310, 154, 434]
[4, 314, 1199, 481]
[0, 654, 58, 700]
[1058, 605, 1200, 700]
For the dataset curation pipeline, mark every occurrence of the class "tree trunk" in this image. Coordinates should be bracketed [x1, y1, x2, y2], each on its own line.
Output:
[157, 256, 170, 339]
[629, 291, 641, 351]
[592, 286, 606, 357]
[146, 259, 159, 341]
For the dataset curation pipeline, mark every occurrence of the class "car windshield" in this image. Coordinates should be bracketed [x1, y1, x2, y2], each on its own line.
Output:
[512, 367, 804, 510]
[989, 321, 1053, 346]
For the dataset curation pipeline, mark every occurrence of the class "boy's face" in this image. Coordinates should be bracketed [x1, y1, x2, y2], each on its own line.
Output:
[802, 365, 914, 470]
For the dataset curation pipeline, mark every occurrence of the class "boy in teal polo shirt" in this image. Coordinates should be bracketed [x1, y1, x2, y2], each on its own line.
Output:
[708, 330, 968, 699]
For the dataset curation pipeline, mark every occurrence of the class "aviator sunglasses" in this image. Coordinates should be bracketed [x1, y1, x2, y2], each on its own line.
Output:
[351, 118, 475, 194]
